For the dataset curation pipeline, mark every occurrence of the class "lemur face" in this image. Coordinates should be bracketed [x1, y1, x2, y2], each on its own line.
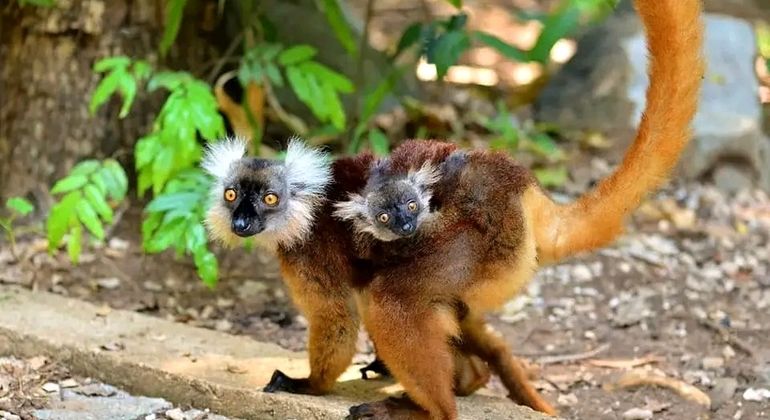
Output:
[202, 137, 331, 249]
[334, 161, 439, 242]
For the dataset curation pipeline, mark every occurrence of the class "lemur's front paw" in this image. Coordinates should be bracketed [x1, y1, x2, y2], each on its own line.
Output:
[359, 358, 391, 380]
[263, 370, 312, 394]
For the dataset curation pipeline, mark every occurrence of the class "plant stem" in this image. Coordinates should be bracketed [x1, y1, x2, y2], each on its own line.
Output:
[347, 0, 376, 152]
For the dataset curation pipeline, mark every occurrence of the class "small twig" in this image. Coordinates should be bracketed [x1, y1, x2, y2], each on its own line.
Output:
[261, 77, 308, 136]
[697, 318, 758, 359]
[207, 32, 245, 84]
[347, 0, 376, 149]
[535, 343, 611, 365]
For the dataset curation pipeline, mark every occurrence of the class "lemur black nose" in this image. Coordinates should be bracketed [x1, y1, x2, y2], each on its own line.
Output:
[401, 223, 414, 234]
[232, 218, 252, 235]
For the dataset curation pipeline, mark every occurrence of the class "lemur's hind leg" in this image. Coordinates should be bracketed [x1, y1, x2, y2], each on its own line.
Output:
[460, 313, 557, 416]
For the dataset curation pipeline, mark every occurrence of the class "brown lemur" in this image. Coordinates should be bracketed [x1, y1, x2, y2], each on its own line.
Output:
[333, 0, 705, 418]
[202, 137, 495, 398]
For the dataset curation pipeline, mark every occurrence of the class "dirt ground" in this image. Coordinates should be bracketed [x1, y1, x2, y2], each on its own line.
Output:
[2, 173, 769, 419]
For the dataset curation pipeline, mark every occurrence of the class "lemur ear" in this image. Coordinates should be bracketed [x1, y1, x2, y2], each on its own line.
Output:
[284, 136, 332, 196]
[202, 137, 248, 179]
[407, 162, 440, 192]
[333, 193, 368, 221]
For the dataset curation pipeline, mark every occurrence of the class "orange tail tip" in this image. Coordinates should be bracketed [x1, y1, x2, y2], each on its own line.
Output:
[531, 0, 705, 264]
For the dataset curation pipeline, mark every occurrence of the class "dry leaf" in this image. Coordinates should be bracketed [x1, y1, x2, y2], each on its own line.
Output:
[605, 369, 711, 407]
[95, 305, 112, 317]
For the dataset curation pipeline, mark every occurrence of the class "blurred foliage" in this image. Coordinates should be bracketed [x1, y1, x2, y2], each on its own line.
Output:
[42, 0, 619, 285]
[1, 197, 36, 259]
[758, 22, 770, 72]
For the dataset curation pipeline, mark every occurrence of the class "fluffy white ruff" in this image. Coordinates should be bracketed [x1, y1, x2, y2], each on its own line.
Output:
[201, 136, 248, 179]
[202, 136, 332, 250]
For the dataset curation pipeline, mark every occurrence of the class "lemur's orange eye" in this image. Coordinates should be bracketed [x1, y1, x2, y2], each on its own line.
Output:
[224, 188, 237, 202]
[263, 192, 279, 207]
[377, 213, 390, 224]
[407, 200, 418, 212]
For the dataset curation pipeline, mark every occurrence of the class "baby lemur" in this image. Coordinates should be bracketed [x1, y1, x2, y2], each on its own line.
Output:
[202, 138, 497, 400]
[333, 0, 704, 418]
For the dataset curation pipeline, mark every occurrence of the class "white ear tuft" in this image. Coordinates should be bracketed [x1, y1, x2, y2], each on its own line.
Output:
[202, 137, 248, 179]
[332, 194, 368, 221]
[408, 162, 440, 191]
[284, 136, 332, 196]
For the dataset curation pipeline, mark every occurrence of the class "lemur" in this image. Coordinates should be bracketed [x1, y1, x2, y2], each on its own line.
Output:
[202, 139, 498, 400]
[333, 0, 704, 418]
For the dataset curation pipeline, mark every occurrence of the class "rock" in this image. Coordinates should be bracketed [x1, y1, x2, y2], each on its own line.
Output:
[34, 388, 172, 420]
[164, 408, 185, 420]
[96, 277, 121, 290]
[535, 9, 770, 192]
[623, 407, 654, 419]
[60, 378, 79, 388]
[702, 357, 725, 370]
[0, 410, 21, 420]
[709, 377, 738, 409]
[557, 392, 579, 406]
[42, 382, 60, 393]
[142, 281, 163, 292]
[74, 383, 118, 397]
[612, 295, 650, 327]
[235, 280, 268, 300]
[742, 387, 770, 402]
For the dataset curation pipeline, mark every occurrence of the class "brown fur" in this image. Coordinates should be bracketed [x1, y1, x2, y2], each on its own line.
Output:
[348, 1, 704, 419]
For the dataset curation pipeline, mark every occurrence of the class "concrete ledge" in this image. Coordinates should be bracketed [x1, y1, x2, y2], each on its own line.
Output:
[0, 285, 550, 419]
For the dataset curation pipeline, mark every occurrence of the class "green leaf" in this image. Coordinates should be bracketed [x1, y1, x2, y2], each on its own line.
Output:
[193, 248, 218, 288]
[76, 199, 105, 240]
[368, 129, 390, 156]
[89, 70, 122, 115]
[473, 31, 528, 62]
[118, 76, 137, 118]
[83, 184, 113, 224]
[362, 68, 401, 122]
[135, 134, 160, 170]
[104, 160, 129, 200]
[185, 223, 207, 254]
[445, 13, 468, 31]
[148, 71, 187, 91]
[298, 61, 354, 93]
[528, 133, 561, 157]
[141, 212, 163, 245]
[394, 23, 424, 57]
[51, 174, 89, 195]
[528, 5, 580, 63]
[533, 165, 568, 188]
[67, 223, 82, 264]
[151, 148, 175, 195]
[146, 192, 200, 213]
[265, 63, 284, 86]
[160, 0, 187, 55]
[6, 197, 34, 216]
[93, 56, 130, 73]
[319, 0, 358, 56]
[132, 60, 152, 81]
[68, 160, 101, 177]
[427, 30, 470, 79]
[47, 191, 81, 250]
[445, 0, 462, 8]
[322, 82, 346, 130]
[278, 45, 318, 66]
[144, 217, 187, 253]
[286, 66, 312, 104]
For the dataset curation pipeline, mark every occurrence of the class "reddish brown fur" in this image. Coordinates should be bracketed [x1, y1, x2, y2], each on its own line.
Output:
[263, 150, 496, 397]
[349, 1, 704, 419]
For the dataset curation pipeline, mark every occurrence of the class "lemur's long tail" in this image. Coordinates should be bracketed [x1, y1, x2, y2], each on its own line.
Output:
[528, 0, 704, 264]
